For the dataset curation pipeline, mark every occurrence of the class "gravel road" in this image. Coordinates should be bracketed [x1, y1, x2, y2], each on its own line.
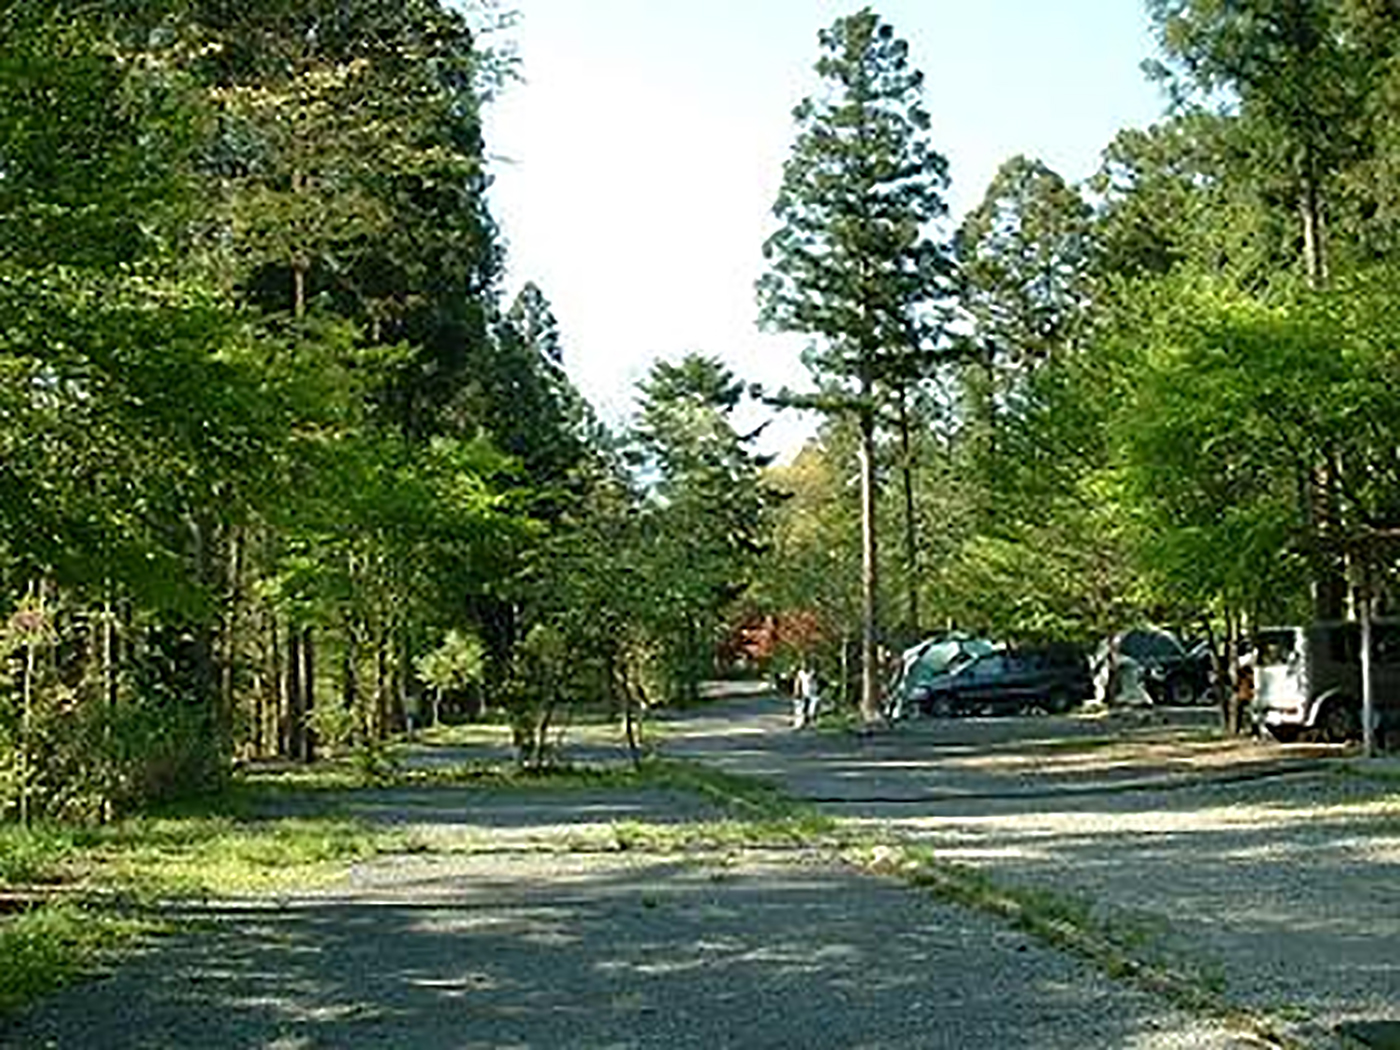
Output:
[662, 695, 1400, 1047]
[2, 691, 1390, 1048]
[0, 697, 1263, 1049]
[0, 849, 1241, 1049]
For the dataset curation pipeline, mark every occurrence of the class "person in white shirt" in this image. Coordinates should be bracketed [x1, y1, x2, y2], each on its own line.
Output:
[793, 665, 820, 728]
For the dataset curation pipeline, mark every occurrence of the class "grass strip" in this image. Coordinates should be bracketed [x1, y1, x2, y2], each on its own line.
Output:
[0, 755, 823, 1017]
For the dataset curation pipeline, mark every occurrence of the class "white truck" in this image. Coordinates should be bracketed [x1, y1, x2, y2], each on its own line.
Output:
[1251, 620, 1400, 742]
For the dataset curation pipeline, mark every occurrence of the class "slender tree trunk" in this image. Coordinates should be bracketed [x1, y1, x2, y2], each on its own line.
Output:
[292, 161, 308, 320]
[18, 580, 38, 829]
[301, 626, 316, 763]
[1299, 166, 1328, 291]
[396, 625, 410, 733]
[840, 631, 851, 710]
[222, 526, 243, 749]
[270, 618, 283, 757]
[896, 384, 919, 640]
[375, 626, 389, 739]
[101, 590, 117, 822]
[287, 627, 303, 760]
[1361, 562, 1376, 757]
[102, 593, 117, 709]
[858, 400, 881, 724]
[343, 617, 360, 719]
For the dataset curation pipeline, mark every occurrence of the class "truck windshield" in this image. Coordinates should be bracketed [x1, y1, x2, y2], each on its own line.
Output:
[1255, 630, 1297, 667]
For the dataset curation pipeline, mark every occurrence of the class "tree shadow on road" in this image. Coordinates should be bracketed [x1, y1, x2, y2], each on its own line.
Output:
[0, 850, 1231, 1049]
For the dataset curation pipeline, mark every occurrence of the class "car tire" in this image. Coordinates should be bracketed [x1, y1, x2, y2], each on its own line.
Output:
[1165, 677, 1197, 706]
[1266, 724, 1301, 744]
[1047, 688, 1073, 714]
[928, 694, 953, 718]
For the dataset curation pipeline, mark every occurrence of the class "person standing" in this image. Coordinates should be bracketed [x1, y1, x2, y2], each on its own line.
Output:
[793, 665, 817, 729]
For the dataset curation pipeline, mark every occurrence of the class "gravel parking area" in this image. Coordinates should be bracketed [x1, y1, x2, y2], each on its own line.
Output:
[0, 847, 1245, 1049]
[879, 772, 1400, 1042]
[663, 695, 1400, 1046]
[3, 692, 1393, 1048]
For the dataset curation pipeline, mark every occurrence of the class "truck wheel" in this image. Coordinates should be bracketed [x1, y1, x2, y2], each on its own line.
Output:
[1318, 699, 1360, 744]
[1267, 724, 1300, 744]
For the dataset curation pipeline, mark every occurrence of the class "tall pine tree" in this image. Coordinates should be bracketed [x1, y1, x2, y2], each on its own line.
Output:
[757, 7, 954, 720]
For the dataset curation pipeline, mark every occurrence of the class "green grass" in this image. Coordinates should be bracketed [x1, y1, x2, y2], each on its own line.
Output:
[1336, 759, 1400, 785]
[0, 904, 154, 1016]
[0, 800, 407, 1019]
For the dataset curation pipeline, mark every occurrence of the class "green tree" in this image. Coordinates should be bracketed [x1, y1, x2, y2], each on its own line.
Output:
[957, 155, 1092, 372]
[1146, 0, 1371, 287]
[0, 1, 298, 811]
[631, 355, 773, 704]
[1090, 114, 1286, 285]
[953, 155, 1093, 550]
[757, 7, 954, 720]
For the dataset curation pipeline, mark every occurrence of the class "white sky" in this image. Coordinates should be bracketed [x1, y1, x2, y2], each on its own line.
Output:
[481, 2, 1169, 456]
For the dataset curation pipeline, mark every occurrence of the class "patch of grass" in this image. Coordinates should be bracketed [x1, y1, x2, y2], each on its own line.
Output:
[406, 760, 664, 792]
[0, 804, 404, 1019]
[1336, 760, 1400, 786]
[72, 814, 400, 898]
[0, 826, 79, 885]
[811, 708, 862, 734]
[0, 753, 828, 1021]
[597, 760, 839, 852]
[852, 843, 1304, 1048]
[415, 723, 513, 748]
[608, 814, 840, 853]
[0, 904, 157, 1016]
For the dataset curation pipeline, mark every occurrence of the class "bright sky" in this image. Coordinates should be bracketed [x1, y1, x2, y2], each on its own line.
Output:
[482, 2, 1169, 455]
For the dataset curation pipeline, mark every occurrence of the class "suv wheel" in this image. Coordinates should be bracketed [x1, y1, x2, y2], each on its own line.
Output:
[1165, 677, 1197, 706]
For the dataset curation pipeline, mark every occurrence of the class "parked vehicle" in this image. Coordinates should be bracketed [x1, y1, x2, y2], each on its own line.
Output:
[888, 634, 997, 717]
[1251, 620, 1400, 742]
[907, 644, 1091, 718]
[1093, 628, 1208, 706]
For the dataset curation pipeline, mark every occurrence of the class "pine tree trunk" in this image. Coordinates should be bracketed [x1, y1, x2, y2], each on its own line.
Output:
[286, 627, 303, 760]
[859, 403, 881, 723]
[897, 384, 919, 639]
[301, 627, 316, 762]
[1299, 167, 1328, 291]
[375, 627, 389, 740]
[221, 526, 243, 752]
[269, 618, 282, 757]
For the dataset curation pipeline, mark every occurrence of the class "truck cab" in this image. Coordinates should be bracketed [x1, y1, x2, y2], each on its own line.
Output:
[1252, 620, 1400, 742]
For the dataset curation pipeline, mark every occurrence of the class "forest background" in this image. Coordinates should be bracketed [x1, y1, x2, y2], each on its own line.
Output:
[4, 0, 1400, 820]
